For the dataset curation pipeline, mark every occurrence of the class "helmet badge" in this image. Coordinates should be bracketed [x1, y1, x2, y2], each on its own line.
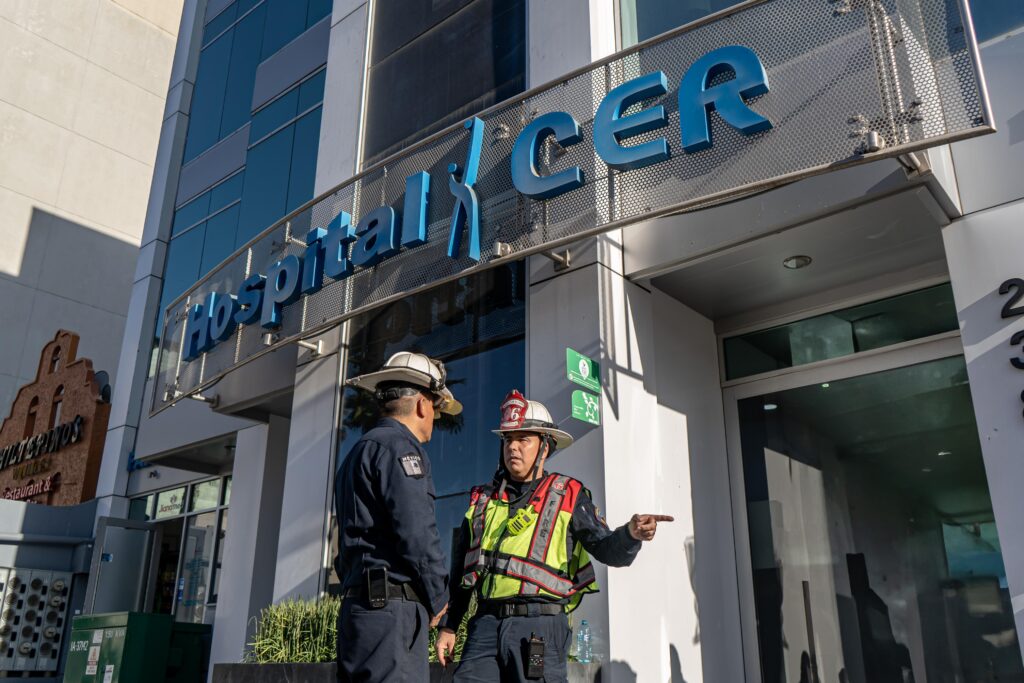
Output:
[499, 390, 529, 430]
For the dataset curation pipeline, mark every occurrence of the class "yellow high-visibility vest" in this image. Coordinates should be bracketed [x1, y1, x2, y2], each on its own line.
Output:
[461, 473, 598, 611]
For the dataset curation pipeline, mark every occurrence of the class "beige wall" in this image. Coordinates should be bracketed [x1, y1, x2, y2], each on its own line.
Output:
[0, 0, 183, 421]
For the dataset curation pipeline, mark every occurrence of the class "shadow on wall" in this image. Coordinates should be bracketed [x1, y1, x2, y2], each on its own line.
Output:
[0, 207, 138, 414]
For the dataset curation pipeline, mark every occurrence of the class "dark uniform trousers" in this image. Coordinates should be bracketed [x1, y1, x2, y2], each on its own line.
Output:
[337, 595, 429, 682]
[453, 609, 572, 683]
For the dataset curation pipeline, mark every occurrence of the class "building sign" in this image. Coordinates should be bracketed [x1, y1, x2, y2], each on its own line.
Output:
[0, 331, 111, 505]
[154, 0, 993, 413]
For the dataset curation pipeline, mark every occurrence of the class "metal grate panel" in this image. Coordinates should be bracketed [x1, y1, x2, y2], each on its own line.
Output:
[153, 0, 991, 413]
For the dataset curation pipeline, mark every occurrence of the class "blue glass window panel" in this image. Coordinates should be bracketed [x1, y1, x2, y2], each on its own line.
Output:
[210, 172, 245, 212]
[298, 69, 326, 110]
[262, 0, 308, 58]
[363, 0, 525, 163]
[250, 88, 299, 142]
[220, 3, 268, 139]
[160, 225, 206, 316]
[238, 0, 261, 14]
[172, 192, 212, 235]
[204, 2, 237, 42]
[237, 125, 294, 247]
[970, 0, 1024, 42]
[286, 108, 322, 213]
[619, 0, 739, 46]
[185, 32, 234, 161]
[201, 205, 241, 275]
[307, 0, 331, 27]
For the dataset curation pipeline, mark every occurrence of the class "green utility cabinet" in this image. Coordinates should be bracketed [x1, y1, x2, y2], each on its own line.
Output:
[63, 613, 210, 683]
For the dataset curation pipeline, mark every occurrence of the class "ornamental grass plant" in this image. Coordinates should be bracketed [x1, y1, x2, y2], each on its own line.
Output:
[246, 595, 477, 665]
[247, 597, 341, 664]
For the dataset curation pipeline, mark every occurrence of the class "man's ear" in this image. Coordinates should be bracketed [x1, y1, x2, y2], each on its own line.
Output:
[415, 395, 430, 419]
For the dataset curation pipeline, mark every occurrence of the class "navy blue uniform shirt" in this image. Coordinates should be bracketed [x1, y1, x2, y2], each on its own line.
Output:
[334, 417, 449, 615]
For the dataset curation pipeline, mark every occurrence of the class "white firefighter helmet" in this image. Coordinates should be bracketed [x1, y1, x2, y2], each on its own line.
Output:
[492, 390, 573, 450]
[346, 351, 462, 416]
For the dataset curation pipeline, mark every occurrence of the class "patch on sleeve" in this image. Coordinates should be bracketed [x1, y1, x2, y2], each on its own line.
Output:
[399, 453, 425, 478]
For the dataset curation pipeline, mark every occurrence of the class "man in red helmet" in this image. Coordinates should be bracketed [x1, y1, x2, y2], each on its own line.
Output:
[436, 390, 673, 682]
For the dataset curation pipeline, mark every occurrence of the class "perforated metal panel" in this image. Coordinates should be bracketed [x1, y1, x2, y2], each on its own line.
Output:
[153, 0, 992, 414]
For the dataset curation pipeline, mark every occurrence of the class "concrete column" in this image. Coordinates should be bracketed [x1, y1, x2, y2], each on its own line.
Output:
[209, 416, 289, 670]
[527, 240, 737, 681]
[272, 348, 341, 601]
[93, 0, 205, 521]
[943, 197, 1024, 662]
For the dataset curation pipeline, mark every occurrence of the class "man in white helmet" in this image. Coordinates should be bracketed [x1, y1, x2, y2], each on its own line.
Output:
[436, 390, 673, 682]
[334, 351, 461, 682]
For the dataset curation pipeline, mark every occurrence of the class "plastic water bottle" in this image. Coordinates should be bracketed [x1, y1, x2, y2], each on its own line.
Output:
[576, 619, 592, 663]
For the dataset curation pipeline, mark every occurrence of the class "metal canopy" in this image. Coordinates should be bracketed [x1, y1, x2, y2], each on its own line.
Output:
[153, 0, 993, 414]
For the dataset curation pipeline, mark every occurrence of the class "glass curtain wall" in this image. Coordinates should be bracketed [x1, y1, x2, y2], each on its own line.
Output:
[618, 0, 1024, 48]
[329, 262, 526, 589]
[738, 357, 1024, 682]
[362, 0, 526, 165]
[153, 0, 331, 368]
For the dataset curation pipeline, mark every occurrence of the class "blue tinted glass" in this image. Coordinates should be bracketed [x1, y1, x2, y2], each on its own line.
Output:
[210, 172, 245, 212]
[262, 0, 307, 58]
[307, 0, 331, 27]
[185, 33, 234, 161]
[204, 2, 237, 42]
[201, 205, 241, 274]
[238, 0, 261, 13]
[220, 4, 267, 139]
[286, 108, 322, 213]
[237, 125, 294, 247]
[250, 88, 299, 142]
[970, 0, 1024, 42]
[619, 0, 738, 46]
[298, 69, 326, 110]
[172, 192, 212, 235]
[160, 226, 206, 316]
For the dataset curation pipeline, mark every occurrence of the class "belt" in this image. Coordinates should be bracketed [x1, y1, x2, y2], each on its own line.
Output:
[343, 581, 420, 603]
[476, 601, 564, 618]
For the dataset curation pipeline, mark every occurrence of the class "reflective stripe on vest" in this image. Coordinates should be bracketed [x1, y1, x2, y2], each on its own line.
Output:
[460, 473, 597, 602]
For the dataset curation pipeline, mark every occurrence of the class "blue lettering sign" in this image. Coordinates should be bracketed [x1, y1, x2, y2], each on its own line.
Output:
[594, 71, 670, 171]
[447, 117, 484, 261]
[179, 47, 773, 360]
[261, 255, 303, 328]
[679, 45, 772, 153]
[511, 111, 585, 199]
[351, 206, 399, 268]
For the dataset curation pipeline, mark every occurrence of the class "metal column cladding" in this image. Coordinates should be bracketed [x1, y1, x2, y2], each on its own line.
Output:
[153, 0, 993, 414]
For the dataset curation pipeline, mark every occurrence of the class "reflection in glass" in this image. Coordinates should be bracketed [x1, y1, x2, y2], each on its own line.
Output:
[739, 356, 1023, 683]
[619, 0, 740, 47]
[176, 511, 218, 624]
[331, 262, 526, 587]
[189, 479, 221, 512]
[154, 487, 187, 520]
[724, 284, 958, 380]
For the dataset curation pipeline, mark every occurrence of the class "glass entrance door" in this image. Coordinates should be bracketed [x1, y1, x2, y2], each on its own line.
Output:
[726, 343, 1024, 683]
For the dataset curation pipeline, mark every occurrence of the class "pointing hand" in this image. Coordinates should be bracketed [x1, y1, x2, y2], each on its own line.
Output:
[628, 513, 674, 541]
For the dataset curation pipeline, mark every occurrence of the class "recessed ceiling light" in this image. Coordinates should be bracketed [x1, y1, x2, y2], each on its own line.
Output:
[763, 403, 778, 411]
[937, 451, 951, 457]
[921, 467, 933, 473]
[821, 383, 830, 389]
[783, 255, 813, 270]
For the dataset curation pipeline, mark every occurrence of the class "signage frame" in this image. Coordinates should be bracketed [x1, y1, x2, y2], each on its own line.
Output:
[153, 0, 994, 414]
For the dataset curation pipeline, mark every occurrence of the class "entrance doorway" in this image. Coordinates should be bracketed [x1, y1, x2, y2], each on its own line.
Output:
[725, 338, 1024, 683]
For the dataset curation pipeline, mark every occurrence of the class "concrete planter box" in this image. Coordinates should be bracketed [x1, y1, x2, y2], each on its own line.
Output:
[212, 661, 599, 681]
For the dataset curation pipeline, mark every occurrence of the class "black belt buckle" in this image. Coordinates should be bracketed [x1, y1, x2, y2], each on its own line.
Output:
[525, 633, 544, 679]
[366, 567, 388, 609]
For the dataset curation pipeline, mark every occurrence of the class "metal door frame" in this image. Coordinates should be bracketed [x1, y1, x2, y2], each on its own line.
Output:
[721, 331, 966, 682]
[83, 516, 162, 614]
